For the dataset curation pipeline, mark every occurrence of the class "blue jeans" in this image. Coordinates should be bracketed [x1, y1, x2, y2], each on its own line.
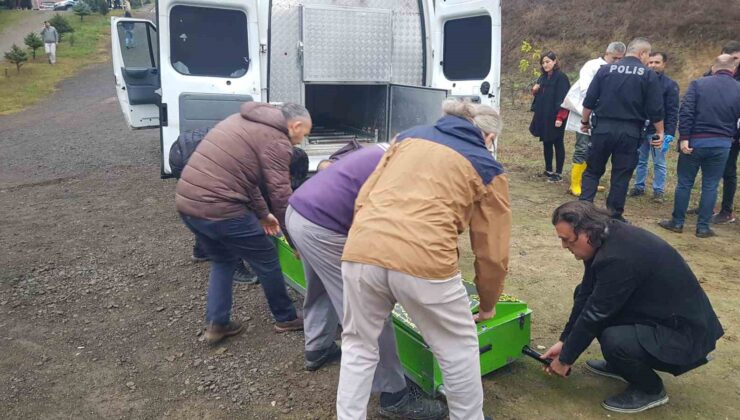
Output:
[634, 135, 667, 193]
[671, 147, 731, 231]
[180, 213, 297, 325]
[124, 30, 133, 47]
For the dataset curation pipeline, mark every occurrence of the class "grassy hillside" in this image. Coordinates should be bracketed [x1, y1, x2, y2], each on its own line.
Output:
[501, 0, 740, 89]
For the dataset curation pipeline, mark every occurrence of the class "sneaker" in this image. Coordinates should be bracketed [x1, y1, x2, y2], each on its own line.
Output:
[601, 385, 669, 413]
[305, 342, 341, 371]
[204, 321, 243, 345]
[191, 246, 210, 263]
[652, 192, 665, 203]
[538, 170, 555, 178]
[274, 316, 304, 333]
[233, 263, 259, 285]
[547, 173, 563, 183]
[378, 386, 448, 420]
[695, 228, 716, 238]
[658, 219, 683, 233]
[711, 211, 736, 224]
[628, 188, 645, 197]
[585, 360, 627, 383]
[686, 207, 699, 215]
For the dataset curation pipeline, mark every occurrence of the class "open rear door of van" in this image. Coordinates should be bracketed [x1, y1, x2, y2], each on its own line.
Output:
[430, 0, 501, 109]
[110, 17, 160, 129]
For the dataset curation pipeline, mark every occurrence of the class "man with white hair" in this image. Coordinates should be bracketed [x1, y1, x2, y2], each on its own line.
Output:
[563, 42, 626, 196]
[337, 100, 511, 420]
[579, 38, 664, 222]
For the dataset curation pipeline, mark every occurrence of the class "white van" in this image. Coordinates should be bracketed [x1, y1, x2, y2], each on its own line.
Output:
[111, 0, 501, 177]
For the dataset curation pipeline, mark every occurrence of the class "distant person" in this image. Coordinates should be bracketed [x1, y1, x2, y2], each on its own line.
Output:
[659, 55, 740, 238]
[175, 103, 312, 343]
[530, 51, 571, 182]
[579, 38, 664, 222]
[40, 21, 59, 65]
[629, 52, 679, 203]
[544, 201, 723, 413]
[122, 11, 135, 49]
[562, 42, 626, 196]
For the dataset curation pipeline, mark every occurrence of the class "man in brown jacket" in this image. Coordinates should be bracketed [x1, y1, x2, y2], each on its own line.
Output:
[176, 102, 312, 344]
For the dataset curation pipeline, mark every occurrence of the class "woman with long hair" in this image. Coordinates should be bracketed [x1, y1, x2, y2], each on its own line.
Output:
[530, 51, 571, 182]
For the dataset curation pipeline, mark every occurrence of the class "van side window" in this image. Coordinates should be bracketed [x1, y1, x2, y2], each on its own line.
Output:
[169, 6, 249, 78]
[442, 15, 492, 80]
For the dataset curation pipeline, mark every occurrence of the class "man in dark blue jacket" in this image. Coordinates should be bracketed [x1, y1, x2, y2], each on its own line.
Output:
[543, 201, 723, 414]
[629, 52, 679, 202]
[579, 38, 664, 221]
[659, 54, 740, 237]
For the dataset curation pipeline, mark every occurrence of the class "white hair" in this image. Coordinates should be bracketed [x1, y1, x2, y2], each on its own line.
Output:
[606, 42, 626, 55]
[626, 38, 652, 54]
[441, 99, 502, 136]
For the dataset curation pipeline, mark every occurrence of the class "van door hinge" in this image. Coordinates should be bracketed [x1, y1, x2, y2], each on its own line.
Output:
[260, 43, 267, 54]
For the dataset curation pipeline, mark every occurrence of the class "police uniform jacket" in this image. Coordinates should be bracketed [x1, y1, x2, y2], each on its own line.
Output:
[583, 56, 664, 133]
[559, 221, 724, 370]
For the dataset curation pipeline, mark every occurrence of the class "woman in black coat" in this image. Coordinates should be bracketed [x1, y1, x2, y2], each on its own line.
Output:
[529, 51, 570, 182]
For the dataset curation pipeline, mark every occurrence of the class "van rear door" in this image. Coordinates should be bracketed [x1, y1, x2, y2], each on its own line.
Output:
[157, 0, 261, 177]
[110, 17, 160, 128]
[430, 0, 501, 109]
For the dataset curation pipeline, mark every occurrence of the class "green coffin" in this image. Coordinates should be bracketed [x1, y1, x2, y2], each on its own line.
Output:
[275, 237, 532, 396]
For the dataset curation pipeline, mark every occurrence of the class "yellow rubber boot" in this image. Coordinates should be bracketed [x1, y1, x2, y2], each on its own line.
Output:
[569, 162, 586, 196]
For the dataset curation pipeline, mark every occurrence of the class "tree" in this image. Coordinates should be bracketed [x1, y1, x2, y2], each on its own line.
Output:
[48, 14, 74, 41]
[95, 0, 109, 15]
[4, 44, 29, 73]
[24, 32, 44, 60]
[73, 1, 92, 21]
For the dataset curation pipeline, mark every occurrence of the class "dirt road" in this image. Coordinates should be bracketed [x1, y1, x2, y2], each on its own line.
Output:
[1, 59, 738, 419]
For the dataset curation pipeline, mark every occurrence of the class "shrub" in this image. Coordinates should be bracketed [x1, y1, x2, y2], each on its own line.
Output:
[73, 1, 92, 21]
[4, 44, 28, 73]
[48, 14, 74, 41]
[24, 32, 44, 60]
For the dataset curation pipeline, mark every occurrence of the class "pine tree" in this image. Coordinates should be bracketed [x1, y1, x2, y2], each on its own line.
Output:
[4, 44, 29, 73]
[24, 32, 44, 60]
[73, 1, 92, 21]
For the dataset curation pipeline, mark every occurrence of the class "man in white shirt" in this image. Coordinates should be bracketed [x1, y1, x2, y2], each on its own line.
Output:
[562, 42, 626, 196]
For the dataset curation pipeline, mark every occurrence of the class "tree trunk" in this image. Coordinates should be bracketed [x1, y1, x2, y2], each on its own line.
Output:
[16, 63, 21, 73]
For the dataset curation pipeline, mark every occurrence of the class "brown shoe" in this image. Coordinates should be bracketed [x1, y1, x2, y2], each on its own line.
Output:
[274, 316, 304, 333]
[204, 321, 243, 345]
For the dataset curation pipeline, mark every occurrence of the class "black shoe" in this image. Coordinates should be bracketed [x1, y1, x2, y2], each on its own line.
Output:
[695, 228, 716, 238]
[585, 360, 627, 383]
[233, 263, 259, 284]
[378, 386, 448, 420]
[628, 188, 645, 197]
[686, 207, 699, 215]
[305, 342, 341, 371]
[652, 192, 665, 203]
[601, 385, 669, 413]
[547, 173, 563, 183]
[658, 219, 683, 233]
[538, 170, 555, 178]
[611, 215, 629, 224]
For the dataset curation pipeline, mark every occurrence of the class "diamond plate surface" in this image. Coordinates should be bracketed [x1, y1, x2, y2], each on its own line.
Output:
[302, 5, 392, 82]
[391, 10, 424, 85]
[269, 1, 302, 103]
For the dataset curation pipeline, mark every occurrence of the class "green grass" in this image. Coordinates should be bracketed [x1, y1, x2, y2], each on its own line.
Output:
[0, 8, 31, 30]
[0, 12, 122, 115]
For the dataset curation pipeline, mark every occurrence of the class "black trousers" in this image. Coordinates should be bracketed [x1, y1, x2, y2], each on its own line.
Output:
[599, 325, 682, 394]
[543, 136, 565, 174]
[580, 126, 641, 217]
[720, 141, 739, 214]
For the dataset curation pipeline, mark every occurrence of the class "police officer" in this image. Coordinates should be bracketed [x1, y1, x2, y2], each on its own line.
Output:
[579, 38, 665, 221]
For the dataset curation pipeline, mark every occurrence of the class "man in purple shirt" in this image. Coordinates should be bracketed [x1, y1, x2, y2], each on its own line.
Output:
[285, 144, 447, 420]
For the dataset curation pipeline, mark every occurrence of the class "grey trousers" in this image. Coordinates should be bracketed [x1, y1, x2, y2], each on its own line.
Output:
[573, 132, 591, 164]
[337, 262, 483, 420]
[285, 206, 406, 395]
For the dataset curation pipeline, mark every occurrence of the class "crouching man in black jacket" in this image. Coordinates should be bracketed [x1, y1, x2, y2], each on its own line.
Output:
[542, 201, 724, 414]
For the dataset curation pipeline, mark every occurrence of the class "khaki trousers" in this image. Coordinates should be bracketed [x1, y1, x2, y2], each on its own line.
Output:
[337, 261, 483, 420]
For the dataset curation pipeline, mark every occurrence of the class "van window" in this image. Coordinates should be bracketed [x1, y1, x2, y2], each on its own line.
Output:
[442, 15, 492, 81]
[117, 21, 158, 68]
[170, 6, 249, 78]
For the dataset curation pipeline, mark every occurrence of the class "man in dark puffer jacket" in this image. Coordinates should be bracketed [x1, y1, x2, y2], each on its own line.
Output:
[176, 102, 312, 344]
